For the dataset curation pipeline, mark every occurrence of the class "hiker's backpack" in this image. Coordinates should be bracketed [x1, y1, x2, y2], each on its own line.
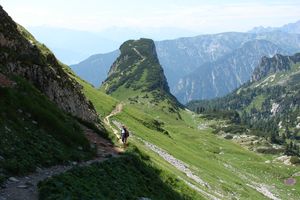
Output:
[125, 128, 129, 137]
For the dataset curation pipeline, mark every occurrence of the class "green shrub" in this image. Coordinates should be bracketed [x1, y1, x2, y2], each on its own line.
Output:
[290, 156, 300, 164]
[0, 174, 6, 186]
[256, 147, 284, 154]
[224, 134, 233, 140]
[213, 124, 247, 135]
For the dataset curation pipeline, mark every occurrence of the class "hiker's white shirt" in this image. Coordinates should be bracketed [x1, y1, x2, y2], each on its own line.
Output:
[121, 129, 125, 134]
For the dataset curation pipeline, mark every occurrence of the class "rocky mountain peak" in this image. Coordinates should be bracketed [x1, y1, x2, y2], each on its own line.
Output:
[107, 39, 159, 76]
[251, 53, 300, 82]
[101, 38, 181, 108]
[102, 39, 168, 94]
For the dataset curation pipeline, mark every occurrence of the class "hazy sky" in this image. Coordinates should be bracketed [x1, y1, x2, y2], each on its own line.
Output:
[1, 0, 300, 33]
[1, 0, 300, 64]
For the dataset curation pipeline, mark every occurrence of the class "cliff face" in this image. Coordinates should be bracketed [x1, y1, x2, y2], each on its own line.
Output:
[251, 53, 300, 82]
[0, 6, 98, 123]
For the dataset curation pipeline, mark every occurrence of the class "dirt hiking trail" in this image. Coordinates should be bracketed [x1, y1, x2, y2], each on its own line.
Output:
[0, 124, 122, 200]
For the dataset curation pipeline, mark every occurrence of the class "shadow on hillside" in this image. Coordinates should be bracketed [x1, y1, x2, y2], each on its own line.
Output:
[38, 149, 197, 200]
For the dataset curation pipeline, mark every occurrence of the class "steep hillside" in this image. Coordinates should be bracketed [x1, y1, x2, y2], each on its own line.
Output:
[0, 74, 95, 185]
[70, 50, 120, 87]
[40, 87, 300, 199]
[37, 57, 207, 200]
[188, 53, 300, 155]
[101, 38, 181, 110]
[0, 5, 98, 123]
[175, 40, 286, 103]
[0, 6, 106, 185]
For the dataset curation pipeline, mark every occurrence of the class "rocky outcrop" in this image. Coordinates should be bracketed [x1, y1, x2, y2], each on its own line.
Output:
[251, 53, 300, 82]
[0, 72, 15, 88]
[0, 6, 98, 123]
[101, 38, 180, 108]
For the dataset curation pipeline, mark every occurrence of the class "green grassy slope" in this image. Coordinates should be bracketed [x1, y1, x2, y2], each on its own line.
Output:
[0, 76, 94, 185]
[38, 82, 300, 199]
[37, 79, 206, 199]
[38, 149, 204, 200]
[76, 77, 118, 118]
[113, 104, 300, 199]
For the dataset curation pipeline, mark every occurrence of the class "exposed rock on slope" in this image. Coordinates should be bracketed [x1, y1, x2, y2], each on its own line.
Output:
[101, 38, 181, 108]
[252, 53, 300, 82]
[0, 5, 98, 123]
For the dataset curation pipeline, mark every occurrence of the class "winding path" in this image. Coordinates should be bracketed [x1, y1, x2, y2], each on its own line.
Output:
[133, 47, 145, 59]
[0, 125, 122, 200]
[103, 103, 123, 141]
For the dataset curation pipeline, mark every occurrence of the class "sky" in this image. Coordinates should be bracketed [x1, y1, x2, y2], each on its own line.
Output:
[1, 0, 300, 64]
[1, 0, 300, 34]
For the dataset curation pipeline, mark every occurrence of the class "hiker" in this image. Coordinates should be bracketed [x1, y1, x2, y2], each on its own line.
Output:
[121, 125, 129, 144]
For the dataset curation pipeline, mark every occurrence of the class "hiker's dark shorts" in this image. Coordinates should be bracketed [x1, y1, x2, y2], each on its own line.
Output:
[121, 133, 126, 142]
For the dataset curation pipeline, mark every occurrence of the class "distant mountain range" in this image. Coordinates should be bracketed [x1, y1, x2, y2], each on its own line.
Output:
[28, 26, 121, 64]
[249, 20, 300, 34]
[71, 50, 120, 87]
[29, 26, 197, 64]
[71, 20, 300, 103]
[157, 31, 300, 103]
[174, 39, 287, 102]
